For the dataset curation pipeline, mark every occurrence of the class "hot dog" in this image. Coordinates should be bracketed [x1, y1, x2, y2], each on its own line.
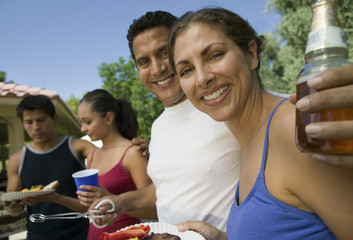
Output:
[21, 180, 59, 192]
[43, 180, 60, 190]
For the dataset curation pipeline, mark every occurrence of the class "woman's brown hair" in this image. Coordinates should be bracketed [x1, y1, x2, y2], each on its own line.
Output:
[168, 8, 264, 74]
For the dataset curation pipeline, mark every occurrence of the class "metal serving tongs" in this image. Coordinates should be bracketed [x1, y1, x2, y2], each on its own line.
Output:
[29, 199, 115, 226]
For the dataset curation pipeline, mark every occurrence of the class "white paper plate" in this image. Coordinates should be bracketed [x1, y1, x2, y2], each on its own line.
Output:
[120, 222, 205, 240]
[0, 190, 55, 201]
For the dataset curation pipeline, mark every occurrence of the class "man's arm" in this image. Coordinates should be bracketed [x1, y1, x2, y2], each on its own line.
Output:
[3, 151, 26, 216]
[118, 183, 156, 211]
[89, 183, 157, 227]
[22, 192, 89, 213]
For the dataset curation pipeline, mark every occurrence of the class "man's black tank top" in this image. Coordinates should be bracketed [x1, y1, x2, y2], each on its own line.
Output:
[20, 136, 89, 240]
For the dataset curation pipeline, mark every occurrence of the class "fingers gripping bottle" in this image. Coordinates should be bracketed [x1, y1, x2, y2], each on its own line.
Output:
[295, 0, 353, 154]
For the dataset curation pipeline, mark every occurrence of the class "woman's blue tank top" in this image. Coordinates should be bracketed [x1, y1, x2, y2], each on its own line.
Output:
[226, 99, 337, 240]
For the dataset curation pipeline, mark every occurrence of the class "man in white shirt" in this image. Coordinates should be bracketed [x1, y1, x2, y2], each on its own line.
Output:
[90, 11, 241, 231]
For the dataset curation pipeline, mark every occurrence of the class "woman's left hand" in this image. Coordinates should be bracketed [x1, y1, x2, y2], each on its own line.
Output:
[76, 185, 110, 207]
[176, 221, 227, 240]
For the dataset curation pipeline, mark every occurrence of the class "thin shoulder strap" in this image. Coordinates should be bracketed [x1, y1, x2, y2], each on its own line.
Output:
[260, 98, 288, 172]
[87, 149, 98, 168]
[119, 145, 133, 164]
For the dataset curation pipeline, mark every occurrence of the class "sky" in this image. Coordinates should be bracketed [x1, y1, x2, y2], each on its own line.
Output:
[0, 0, 281, 101]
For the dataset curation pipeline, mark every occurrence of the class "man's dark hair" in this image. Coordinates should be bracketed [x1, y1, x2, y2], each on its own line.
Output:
[127, 11, 177, 60]
[17, 95, 56, 120]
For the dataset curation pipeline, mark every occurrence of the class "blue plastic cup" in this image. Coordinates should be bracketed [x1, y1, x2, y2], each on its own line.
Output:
[72, 169, 99, 191]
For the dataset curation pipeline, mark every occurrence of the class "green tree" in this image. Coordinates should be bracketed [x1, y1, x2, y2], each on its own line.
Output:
[260, 0, 353, 94]
[0, 71, 5, 82]
[66, 95, 81, 115]
[0, 71, 14, 83]
[99, 57, 164, 141]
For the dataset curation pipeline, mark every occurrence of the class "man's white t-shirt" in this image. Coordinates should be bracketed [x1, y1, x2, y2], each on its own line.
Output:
[148, 99, 241, 231]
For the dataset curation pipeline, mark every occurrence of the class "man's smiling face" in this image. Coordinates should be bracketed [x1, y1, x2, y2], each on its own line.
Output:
[133, 26, 186, 107]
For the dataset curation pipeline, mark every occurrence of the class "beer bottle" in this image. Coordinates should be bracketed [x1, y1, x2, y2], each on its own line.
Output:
[295, 0, 353, 154]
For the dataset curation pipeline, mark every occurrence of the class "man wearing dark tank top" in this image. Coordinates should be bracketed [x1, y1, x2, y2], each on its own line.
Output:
[3, 95, 97, 240]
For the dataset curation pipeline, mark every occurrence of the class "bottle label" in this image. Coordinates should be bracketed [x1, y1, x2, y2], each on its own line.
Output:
[305, 26, 347, 53]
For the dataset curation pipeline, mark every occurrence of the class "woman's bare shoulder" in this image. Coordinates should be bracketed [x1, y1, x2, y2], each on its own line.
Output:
[269, 100, 308, 167]
[270, 100, 296, 140]
[125, 145, 146, 159]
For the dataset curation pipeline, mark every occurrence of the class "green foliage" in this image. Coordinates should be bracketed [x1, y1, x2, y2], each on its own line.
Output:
[66, 95, 81, 115]
[267, 0, 311, 15]
[0, 71, 5, 82]
[261, 0, 353, 94]
[99, 57, 164, 141]
[338, 0, 353, 59]
[259, 33, 281, 92]
[0, 71, 14, 83]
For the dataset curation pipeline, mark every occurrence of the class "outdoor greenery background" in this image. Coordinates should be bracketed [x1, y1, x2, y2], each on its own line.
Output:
[259, 0, 353, 93]
[3, 0, 353, 141]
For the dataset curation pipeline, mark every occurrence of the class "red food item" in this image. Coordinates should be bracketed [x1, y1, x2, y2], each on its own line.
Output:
[99, 225, 151, 240]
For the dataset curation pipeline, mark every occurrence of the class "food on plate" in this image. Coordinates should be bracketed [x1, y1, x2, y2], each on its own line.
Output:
[21, 180, 59, 192]
[143, 233, 181, 240]
[43, 180, 60, 190]
[99, 224, 150, 240]
[21, 186, 43, 192]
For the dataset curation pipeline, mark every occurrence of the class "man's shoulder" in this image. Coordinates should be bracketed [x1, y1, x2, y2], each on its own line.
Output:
[150, 111, 164, 128]
[7, 148, 24, 172]
[9, 148, 24, 162]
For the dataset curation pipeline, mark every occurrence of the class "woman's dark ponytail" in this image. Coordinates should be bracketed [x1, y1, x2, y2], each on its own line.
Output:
[80, 89, 139, 140]
[114, 99, 139, 140]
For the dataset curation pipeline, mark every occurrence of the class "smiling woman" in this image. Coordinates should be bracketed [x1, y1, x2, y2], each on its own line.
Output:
[168, 10, 264, 123]
[168, 7, 353, 240]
